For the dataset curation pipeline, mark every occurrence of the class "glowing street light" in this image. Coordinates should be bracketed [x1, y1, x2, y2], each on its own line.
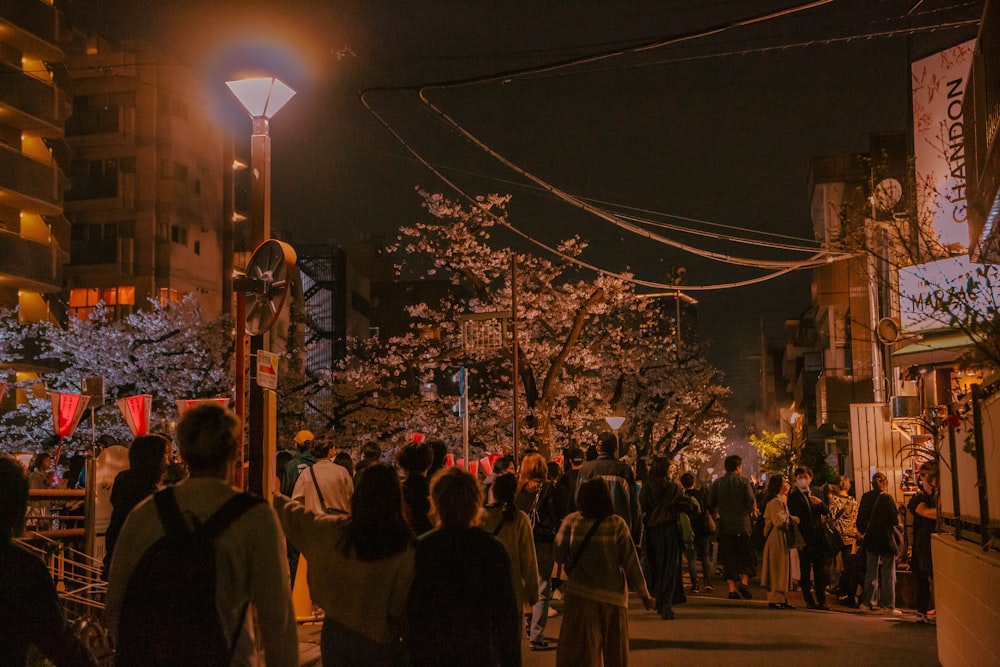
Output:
[225, 76, 295, 249]
[226, 75, 295, 496]
[605, 415, 625, 450]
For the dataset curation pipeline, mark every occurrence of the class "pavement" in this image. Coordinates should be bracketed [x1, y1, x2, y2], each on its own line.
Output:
[296, 582, 938, 666]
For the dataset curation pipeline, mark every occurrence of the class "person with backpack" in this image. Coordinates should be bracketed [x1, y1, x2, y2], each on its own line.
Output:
[679, 472, 714, 593]
[105, 403, 297, 667]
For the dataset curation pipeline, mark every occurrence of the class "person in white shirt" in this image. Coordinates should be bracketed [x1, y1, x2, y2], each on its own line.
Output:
[291, 440, 353, 516]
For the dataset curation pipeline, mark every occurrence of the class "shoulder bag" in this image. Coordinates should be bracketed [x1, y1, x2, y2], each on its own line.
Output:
[564, 517, 605, 575]
[309, 466, 348, 516]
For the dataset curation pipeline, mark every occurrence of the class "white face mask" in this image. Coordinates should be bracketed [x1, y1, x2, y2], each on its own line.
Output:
[796, 479, 810, 491]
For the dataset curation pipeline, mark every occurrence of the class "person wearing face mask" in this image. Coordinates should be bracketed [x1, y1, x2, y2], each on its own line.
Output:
[907, 463, 937, 624]
[786, 466, 833, 610]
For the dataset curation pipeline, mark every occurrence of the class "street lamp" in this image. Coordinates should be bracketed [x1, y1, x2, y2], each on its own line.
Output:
[225, 76, 295, 248]
[227, 75, 295, 496]
[605, 415, 625, 451]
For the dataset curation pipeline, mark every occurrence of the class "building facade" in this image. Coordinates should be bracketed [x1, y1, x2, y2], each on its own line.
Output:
[61, 31, 226, 320]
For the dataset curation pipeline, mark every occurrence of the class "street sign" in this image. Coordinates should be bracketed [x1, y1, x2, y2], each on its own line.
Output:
[256, 350, 279, 389]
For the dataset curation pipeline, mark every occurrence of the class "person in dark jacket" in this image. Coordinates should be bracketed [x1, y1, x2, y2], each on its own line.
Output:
[407, 467, 520, 666]
[0, 455, 99, 667]
[855, 472, 899, 612]
[786, 466, 833, 609]
[908, 463, 937, 623]
[639, 457, 690, 619]
[397, 441, 433, 537]
[102, 433, 171, 580]
[707, 454, 757, 600]
[576, 432, 640, 542]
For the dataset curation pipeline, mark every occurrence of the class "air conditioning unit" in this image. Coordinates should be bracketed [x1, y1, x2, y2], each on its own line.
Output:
[892, 395, 920, 419]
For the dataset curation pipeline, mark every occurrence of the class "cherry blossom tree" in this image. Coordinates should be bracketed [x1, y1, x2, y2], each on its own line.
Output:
[0, 296, 233, 456]
[369, 190, 733, 462]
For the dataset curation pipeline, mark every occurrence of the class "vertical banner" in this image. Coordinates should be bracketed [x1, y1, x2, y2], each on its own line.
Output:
[176, 398, 231, 417]
[911, 40, 976, 250]
[117, 394, 153, 438]
[50, 392, 91, 465]
[51, 392, 91, 438]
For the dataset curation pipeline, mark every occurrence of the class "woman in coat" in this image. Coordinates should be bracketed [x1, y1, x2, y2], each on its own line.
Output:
[759, 474, 798, 609]
[638, 457, 688, 619]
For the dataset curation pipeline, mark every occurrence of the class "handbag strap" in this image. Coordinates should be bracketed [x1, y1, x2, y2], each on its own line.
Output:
[491, 513, 507, 536]
[566, 516, 604, 573]
[308, 465, 330, 513]
[864, 491, 890, 537]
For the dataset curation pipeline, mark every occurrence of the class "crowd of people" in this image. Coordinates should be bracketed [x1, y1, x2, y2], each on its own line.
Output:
[1, 402, 939, 666]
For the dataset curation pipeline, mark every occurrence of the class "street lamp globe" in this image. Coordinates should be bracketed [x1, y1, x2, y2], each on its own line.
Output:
[226, 76, 295, 120]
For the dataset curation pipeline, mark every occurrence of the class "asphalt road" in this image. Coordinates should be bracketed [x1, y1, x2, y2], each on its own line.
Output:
[298, 583, 939, 666]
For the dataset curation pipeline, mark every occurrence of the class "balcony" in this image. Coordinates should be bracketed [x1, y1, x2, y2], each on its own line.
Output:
[0, 0, 62, 61]
[0, 145, 63, 214]
[0, 232, 63, 292]
[0, 62, 63, 136]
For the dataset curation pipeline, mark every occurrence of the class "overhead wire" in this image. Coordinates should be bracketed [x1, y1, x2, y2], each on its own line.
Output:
[361, 0, 968, 289]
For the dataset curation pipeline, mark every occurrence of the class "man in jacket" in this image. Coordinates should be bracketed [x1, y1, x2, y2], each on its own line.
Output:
[576, 433, 640, 541]
[708, 454, 756, 600]
[855, 471, 899, 613]
[787, 466, 833, 609]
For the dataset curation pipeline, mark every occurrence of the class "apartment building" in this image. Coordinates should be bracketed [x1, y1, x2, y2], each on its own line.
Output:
[61, 30, 227, 320]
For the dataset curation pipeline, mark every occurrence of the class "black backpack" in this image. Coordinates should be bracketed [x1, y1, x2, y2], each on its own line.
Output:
[114, 487, 264, 667]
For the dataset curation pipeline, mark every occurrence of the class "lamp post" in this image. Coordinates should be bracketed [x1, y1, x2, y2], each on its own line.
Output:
[227, 76, 295, 495]
[605, 415, 625, 452]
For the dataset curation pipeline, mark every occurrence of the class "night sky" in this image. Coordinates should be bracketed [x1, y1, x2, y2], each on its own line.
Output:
[65, 0, 983, 428]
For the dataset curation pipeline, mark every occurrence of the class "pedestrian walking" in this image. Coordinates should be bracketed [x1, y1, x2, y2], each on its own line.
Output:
[707, 454, 757, 600]
[576, 433, 641, 542]
[553, 478, 655, 667]
[102, 433, 171, 580]
[515, 451, 567, 651]
[482, 473, 540, 626]
[397, 441, 433, 537]
[680, 472, 714, 593]
[105, 403, 297, 667]
[291, 440, 353, 517]
[759, 475, 797, 609]
[276, 463, 415, 666]
[639, 457, 688, 620]
[406, 467, 521, 667]
[829, 475, 862, 607]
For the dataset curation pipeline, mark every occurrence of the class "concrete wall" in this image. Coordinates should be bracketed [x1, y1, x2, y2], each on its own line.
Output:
[933, 534, 1000, 666]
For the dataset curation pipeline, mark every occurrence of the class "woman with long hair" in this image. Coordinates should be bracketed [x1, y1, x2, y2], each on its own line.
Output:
[515, 451, 567, 650]
[759, 474, 797, 609]
[276, 462, 415, 666]
[482, 472, 540, 622]
[554, 479, 654, 667]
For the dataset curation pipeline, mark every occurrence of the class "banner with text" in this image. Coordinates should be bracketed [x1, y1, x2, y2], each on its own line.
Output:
[117, 394, 153, 437]
[911, 39, 975, 251]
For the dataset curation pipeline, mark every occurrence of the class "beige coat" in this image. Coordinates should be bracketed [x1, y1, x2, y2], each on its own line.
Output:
[759, 496, 792, 604]
[482, 506, 540, 612]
